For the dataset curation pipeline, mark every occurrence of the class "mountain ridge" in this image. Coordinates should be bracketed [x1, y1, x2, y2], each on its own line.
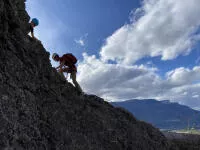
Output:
[112, 99, 200, 130]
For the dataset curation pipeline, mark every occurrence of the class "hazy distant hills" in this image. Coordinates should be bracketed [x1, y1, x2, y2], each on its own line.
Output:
[112, 99, 200, 130]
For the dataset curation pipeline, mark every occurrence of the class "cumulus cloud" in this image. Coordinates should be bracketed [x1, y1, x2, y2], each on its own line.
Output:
[78, 54, 200, 108]
[78, 53, 158, 100]
[100, 0, 200, 64]
[77, 0, 200, 109]
[165, 67, 200, 86]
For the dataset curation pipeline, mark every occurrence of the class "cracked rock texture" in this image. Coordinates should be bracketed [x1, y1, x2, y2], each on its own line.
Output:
[0, 0, 174, 149]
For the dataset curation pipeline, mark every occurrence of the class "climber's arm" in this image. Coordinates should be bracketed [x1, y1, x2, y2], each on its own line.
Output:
[31, 31, 39, 41]
[31, 31, 34, 39]
[56, 61, 65, 70]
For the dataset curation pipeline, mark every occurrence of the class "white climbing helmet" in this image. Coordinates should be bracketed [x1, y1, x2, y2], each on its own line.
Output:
[52, 53, 59, 60]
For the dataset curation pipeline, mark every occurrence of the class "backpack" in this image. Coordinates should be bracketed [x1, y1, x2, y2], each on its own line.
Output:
[63, 53, 77, 64]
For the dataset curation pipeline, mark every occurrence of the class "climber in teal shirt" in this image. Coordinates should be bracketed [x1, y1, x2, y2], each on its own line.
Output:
[27, 18, 39, 41]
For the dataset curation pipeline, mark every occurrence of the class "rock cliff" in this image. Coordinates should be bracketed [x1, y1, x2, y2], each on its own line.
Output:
[0, 0, 171, 149]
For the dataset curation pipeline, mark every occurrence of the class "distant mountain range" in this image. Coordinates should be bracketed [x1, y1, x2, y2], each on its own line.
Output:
[112, 99, 200, 130]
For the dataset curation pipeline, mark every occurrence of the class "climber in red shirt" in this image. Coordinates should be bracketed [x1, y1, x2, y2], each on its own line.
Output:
[52, 53, 83, 93]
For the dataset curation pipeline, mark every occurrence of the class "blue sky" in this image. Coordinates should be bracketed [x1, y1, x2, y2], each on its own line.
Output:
[26, 0, 200, 110]
[26, 0, 138, 58]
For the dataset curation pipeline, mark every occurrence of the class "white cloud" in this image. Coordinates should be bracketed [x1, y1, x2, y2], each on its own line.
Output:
[78, 53, 200, 109]
[78, 53, 158, 99]
[77, 0, 200, 109]
[100, 0, 200, 64]
[192, 95, 199, 98]
[165, 67, 200, 86]
[75, 39, 85, 46]
[74, 33, 88, 47]
[196, 56, 200, 64]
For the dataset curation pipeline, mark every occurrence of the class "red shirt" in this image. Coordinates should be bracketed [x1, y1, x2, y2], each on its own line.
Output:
[59, 55, 77, 72]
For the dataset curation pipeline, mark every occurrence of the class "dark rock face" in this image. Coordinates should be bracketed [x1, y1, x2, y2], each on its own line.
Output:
[0, 0, 172, 149]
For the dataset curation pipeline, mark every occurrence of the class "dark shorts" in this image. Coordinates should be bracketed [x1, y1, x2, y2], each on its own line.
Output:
[67, 68, 76, 73]
[63, 66, 77, 73]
